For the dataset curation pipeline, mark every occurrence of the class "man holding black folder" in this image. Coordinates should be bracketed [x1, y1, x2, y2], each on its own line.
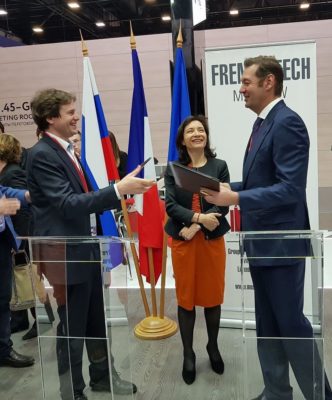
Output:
[202, 56, 332, 400]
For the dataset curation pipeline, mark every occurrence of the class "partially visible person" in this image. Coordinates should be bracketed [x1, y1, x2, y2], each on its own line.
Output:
[69, 131, 81, 159]
[164, 115, 230, 385]
[0, 186, 34, 368]
[0, 133, 33, 336]
[27, 88, 155, 400]
[202, 56, 332, 400]
[108, 131, 128, 179]
[0, 121, 4, 134]
[0, 133, 53, 340]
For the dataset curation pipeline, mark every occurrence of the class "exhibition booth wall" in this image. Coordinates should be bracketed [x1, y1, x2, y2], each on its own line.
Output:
[0, 19, 331, 229]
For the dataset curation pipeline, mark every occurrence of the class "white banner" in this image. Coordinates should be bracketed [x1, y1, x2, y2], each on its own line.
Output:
[205, 42, 317, 322]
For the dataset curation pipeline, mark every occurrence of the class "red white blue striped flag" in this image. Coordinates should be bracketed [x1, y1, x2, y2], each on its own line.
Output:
[81, 55, 123, 269]
[127, 48, 164, 284]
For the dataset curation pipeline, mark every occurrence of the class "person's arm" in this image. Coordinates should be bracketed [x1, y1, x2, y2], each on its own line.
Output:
[164, 165, 195, 225]
[204, 160, 231, 217]
[0, 185, 27, 205]
[230, 181, 243, 192]
[5, 168, 32, 236]
[203, 114, 308, 209]
[239, 114, 308, 212]
[29, 150, 154, 219]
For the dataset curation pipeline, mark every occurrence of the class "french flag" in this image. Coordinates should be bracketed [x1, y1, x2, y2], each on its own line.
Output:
[81, 55, 123, 269]
[127, 47, 164, 284]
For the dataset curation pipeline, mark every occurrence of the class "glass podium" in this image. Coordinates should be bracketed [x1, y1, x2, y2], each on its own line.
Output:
[25, 232, 329, 400]
[28, 236, 135, 400]
[238, 230, 327, 400]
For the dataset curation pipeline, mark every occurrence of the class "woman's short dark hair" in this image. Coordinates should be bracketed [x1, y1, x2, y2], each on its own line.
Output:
[0, 133, 22, 164]
[176, 115, 216, 164]
[30, 88, 76, 132]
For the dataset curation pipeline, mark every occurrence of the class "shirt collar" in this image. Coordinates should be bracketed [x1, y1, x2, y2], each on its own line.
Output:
[258, 97, 282, 120]
[46, 131, 70, 152]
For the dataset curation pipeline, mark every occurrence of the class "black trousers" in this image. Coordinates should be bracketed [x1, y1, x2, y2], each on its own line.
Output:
[251, 260, 332, 400]
[0, 231, 13, 359]
[56, 262, 110, 399]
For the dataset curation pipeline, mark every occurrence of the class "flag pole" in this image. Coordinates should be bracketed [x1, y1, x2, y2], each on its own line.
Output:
[129, 22, 177, 339]
[159, 23, 184, 319]
[79, 30, 151, 317]
[148, 248, 157, 316]
[159, 215, 168, 319]
[120, 198, 151, 317]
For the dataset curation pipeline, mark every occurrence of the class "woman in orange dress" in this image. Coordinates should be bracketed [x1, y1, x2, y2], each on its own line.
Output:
[164, 115, 230, 385]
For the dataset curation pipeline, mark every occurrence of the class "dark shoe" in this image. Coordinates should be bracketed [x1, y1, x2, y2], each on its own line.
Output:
[206, 344, 224, 375]
[0, 349, 34, 368]
[182, 352, 196, 385]
[74, 393, 88, 400]
[112, 370, 138, 395]
[22, 322, 37, 340]
[90, 371, 137, 395]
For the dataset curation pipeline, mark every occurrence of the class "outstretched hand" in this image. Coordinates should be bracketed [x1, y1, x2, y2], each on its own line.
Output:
[117, 165, 156, 196]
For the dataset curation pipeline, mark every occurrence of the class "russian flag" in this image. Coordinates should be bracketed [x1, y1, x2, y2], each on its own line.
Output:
[81, 55, 123, 269]
[168, 44, 191, 162]
[127, 48, 164, 284]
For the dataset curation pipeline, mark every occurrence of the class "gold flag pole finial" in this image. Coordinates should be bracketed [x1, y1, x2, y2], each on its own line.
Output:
[176, 20, 183, 48]
[79, 29, 89, 57]
[130, 21, 136, 49]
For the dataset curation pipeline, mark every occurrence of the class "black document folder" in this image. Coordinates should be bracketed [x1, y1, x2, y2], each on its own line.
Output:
[170, 162, 220, 193]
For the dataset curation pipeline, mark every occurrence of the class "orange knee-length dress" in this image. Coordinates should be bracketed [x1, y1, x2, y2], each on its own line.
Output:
[171, 194, 226, 311]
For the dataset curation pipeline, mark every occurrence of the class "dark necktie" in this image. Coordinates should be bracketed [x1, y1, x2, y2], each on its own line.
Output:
[248, 117, 264, 151]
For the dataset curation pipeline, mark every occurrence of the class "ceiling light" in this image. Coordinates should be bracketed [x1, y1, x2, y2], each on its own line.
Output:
[299, 3, 310, 10]
[32, 27, 44, 33]
[230, 9, 239, 16]
[95, 21, 105, 27]
[161, 15, 171, 22]
[0, 9, 8, 15]
[68, 2, 80, 9]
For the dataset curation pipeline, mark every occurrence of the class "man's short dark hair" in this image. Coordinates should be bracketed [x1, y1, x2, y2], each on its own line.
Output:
[30, 88, 76, 132]
[244, 56, 284, 96]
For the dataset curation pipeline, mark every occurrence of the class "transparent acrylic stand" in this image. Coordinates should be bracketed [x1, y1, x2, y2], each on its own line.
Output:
[28, 236, 135, 400]
[239, 231, 326, 400]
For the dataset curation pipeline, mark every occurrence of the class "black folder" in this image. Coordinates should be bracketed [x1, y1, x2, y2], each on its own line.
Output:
[170, 162, 220, 193]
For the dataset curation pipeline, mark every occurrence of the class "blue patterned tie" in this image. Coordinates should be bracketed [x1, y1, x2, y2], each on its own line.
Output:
[248, 117, 264, 151]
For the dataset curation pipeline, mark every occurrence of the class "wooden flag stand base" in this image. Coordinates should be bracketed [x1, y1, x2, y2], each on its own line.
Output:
[134, 316, 177, 340]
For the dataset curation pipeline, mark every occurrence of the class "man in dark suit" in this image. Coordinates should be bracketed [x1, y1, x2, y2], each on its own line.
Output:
[202, 56, 332, 400]
[0, 188, 34, 368]
[27, 88, 154, 400]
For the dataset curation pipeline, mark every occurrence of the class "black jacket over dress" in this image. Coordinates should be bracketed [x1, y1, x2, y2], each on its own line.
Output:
[164, 158, 230, 240]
